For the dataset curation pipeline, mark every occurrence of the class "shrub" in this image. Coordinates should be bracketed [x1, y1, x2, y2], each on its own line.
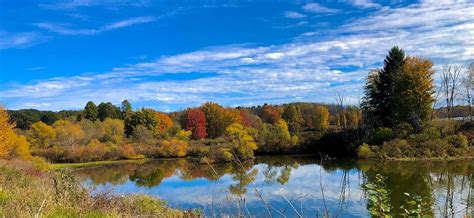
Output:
[120, 144, 144, 159]
[394, 122, 414, 138]
[381, 139, 410, 158]
[186, 145, 210, 158]
[210, 147, 234, 162]
[357, 143, 374, 159]
[158, 139, 188, 157]
[446, 133, 468, 149]
[371, 128, 395, 145]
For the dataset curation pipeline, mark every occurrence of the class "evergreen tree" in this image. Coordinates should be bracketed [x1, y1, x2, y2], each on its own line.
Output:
[121, 99, 133, 119]
[84, 101, 98, 121]
[363, 46, 405, 128]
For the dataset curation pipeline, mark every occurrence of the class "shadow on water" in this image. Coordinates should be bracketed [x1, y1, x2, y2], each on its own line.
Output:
[74, 156, 473, 217]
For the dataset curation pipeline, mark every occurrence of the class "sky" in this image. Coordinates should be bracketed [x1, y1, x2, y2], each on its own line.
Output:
[0, 0, 473, 112]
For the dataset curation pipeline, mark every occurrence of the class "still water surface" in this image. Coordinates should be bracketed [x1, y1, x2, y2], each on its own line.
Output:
[74, 156, 473, 217]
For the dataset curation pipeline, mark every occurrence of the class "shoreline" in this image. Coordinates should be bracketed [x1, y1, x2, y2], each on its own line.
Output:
[50, 154, 474, 168]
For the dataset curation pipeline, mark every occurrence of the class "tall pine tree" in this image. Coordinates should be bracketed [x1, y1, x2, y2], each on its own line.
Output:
[363, 46, 405, 128]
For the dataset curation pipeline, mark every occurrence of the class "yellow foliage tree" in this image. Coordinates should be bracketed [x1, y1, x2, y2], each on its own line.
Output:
[12, 135, 31, 159]
[28, 121, 56, 149]
[53, 120, 85, 146]
[225, 123, 257, 160]
[311, 105, 330, 131]
[158, 130, 190, 157]
[393, 56, 435, 132]
[0, 106, 16, 158]
[102, 118, 124, 144]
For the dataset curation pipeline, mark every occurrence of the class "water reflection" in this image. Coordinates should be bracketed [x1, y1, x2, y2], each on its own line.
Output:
[74, 156, 473, 217]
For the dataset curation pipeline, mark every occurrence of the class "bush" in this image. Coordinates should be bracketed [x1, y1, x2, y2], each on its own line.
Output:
[210, 147, 234, 162]
[371, 128, 395, 145]
[381, 139, 411, 158]
[357, 143, 374, 159]
[446, 133, 468, 149]
[394, 122, 414, 138]
[157, 139, 188, 157]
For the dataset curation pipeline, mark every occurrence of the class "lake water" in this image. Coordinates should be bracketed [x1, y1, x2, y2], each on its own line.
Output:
[74, 156, 473, 217]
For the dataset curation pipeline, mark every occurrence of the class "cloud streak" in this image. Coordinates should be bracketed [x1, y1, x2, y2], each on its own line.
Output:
[34, 16, 156, 35]
[302, 3, 340, 13]
[0, 31, 46, 50]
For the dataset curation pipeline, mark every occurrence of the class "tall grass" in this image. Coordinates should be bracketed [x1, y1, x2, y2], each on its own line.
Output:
[0, 159, 197, 217]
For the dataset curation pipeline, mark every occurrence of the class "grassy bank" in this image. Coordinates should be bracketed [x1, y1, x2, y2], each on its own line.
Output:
[0, 159, 197, 217]
[50, 159, 149, 169]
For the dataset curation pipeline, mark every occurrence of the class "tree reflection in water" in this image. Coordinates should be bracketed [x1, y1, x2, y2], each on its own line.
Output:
[74, 156, 473, 217]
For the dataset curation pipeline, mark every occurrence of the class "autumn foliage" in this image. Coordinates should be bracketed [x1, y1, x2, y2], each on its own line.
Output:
[155, 112, 173, 135]
[183, 108, 207, 139]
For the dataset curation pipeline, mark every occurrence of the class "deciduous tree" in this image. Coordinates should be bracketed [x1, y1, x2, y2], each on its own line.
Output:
[260, 104, 281, 124]
[311, 105, 330, 131]
[183, 108, 207, 139]
[200, 102, 240, 138]
[0, 106, 17, 157]
[53, 120, 85, 146]
[97, 102, 120, 121]
[393, 56, 434, 132]
[155, 112, 173, 136]
[282, 104, 304, 132]
[225, 123, 257, 160]
[28, 121, 56, 149]
[102, 118, 125, 144]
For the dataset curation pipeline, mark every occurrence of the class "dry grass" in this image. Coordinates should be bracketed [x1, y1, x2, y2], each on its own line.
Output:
[0, 159, 198, 217]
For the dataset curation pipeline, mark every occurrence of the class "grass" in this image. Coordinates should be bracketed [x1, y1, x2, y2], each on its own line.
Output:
[0, 159, 198, 217]
[50, 159, 150, 169]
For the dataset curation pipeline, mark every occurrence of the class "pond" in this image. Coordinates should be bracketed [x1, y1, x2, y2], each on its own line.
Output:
[74, 156, 473, 217]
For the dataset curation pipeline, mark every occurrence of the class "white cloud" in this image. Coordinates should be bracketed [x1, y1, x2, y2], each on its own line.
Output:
[40, 0, 151, 10]
[34, 16, 156, 35]
[346, 0, 381, 8]
[303, 3, 340, 13]
[0, 31, 45, 49]
[284, 11, 307, 19]
[25, 67, 46, 71]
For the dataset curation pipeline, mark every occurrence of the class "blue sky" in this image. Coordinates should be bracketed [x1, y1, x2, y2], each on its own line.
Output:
[0, 0, 473, 112]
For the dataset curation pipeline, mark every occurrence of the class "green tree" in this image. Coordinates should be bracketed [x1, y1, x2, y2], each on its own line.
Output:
[282, 104, 304, 132]
[121, 99, 133, 119]
[363, 46, 406, 128]
[84, 101, 98, 121]
[125, 108, 157, 137]
[393, 56, 434, 132]
[97, 102, 120, 121]
[256, 120, 297, 153]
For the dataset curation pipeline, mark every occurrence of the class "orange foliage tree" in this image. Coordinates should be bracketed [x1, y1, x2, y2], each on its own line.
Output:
[260, 104, 281, 124]
[155, 112, 173, 136]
